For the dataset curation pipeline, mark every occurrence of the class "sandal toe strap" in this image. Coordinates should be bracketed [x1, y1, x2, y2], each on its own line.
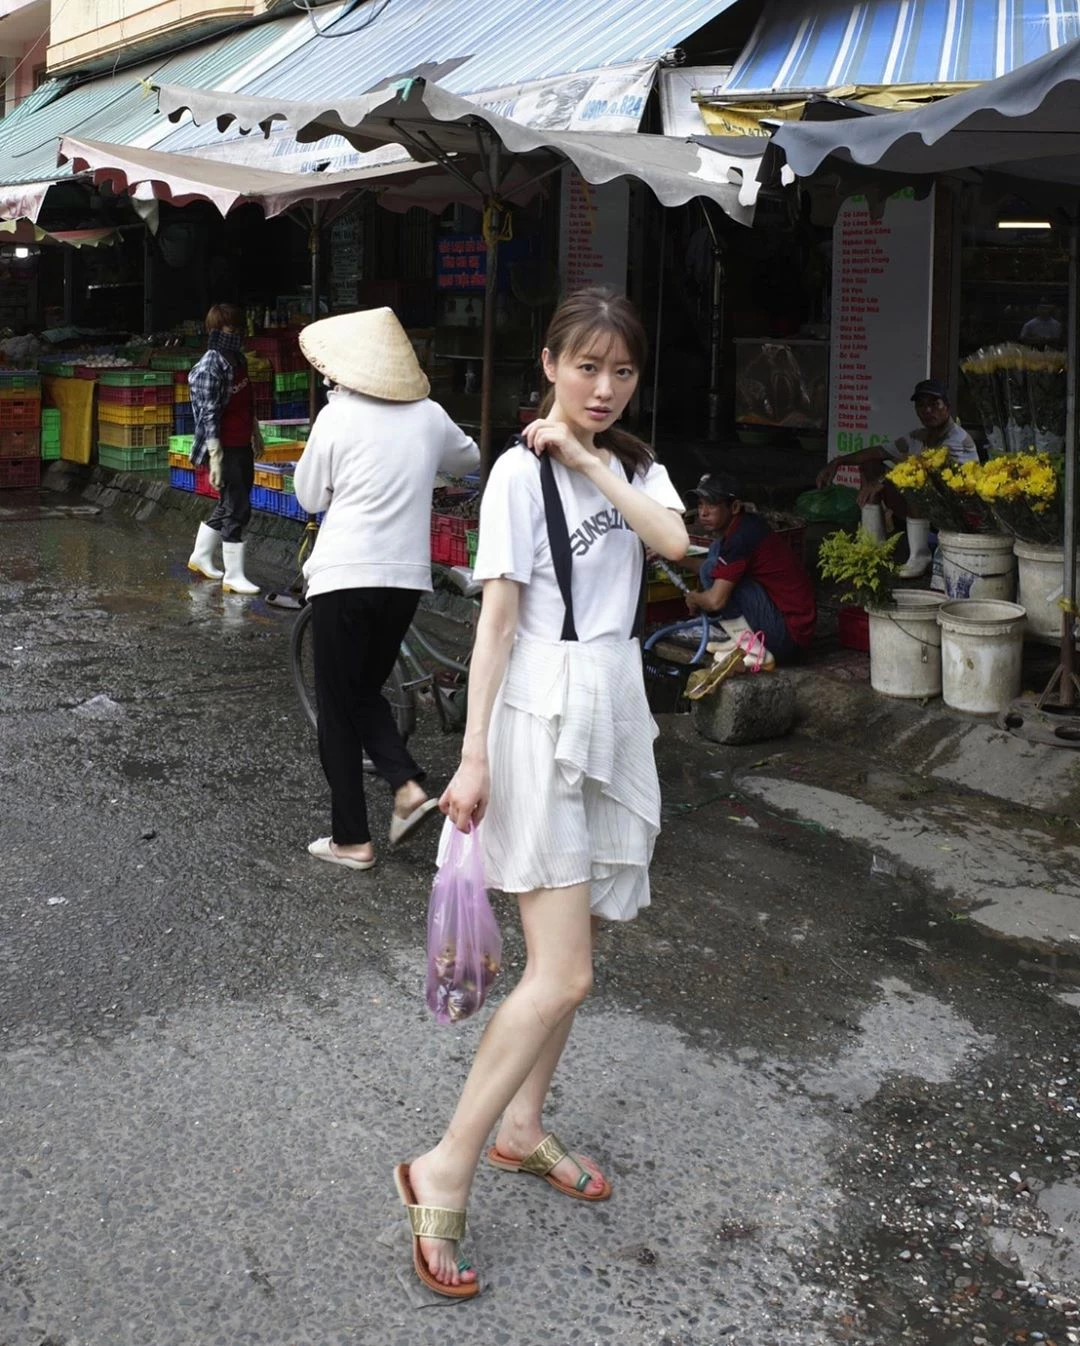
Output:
[406, 1203, 466, 1242]
[520, 1132, 570, 1178]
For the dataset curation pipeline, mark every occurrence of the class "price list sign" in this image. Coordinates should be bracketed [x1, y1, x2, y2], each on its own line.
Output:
[827, 189, 935, 463]
[559, 168, 628, 293]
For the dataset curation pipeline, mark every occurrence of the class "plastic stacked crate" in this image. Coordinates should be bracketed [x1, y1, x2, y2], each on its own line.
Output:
[246, 353, 274, 422]
[97, 370, 173, 471]
[40, 407, 61, 461]
[0, 370, 42, 488]
[431, 511, 478, 566]
[272, 369, 307, 419]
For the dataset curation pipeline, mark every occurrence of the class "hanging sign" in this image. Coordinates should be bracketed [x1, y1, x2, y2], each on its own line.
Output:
[828, 188, 935, 473]
[558, 169, 629, 293]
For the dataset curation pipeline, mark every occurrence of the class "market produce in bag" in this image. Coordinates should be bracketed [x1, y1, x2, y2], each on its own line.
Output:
[426, 823, 501, 1025]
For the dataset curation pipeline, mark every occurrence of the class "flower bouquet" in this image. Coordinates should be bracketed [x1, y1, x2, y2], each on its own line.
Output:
[961, 344, 1066, 455]
[886, 448, 991, 532]
[974, 451, 1064, 545]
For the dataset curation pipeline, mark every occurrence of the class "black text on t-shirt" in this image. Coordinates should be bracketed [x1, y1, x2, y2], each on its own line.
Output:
[569, 507, 633, 557]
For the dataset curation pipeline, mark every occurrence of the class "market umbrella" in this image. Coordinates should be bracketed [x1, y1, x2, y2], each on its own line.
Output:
[58, 136, 464, 422]
[759, 41, 1080, 709]
[0, 220, 120, 247]
[153, 75, 760, 472]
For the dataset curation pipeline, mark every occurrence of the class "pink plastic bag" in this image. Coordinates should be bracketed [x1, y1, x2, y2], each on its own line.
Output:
[426, 823, 502, 1025]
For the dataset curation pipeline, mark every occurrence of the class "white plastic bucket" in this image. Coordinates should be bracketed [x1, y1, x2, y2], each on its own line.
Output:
[866, 589, 947, 699]
[937, 599, 1027, 714]
[1014, 540, 1077, 644]
[938, 531, 1017, 602]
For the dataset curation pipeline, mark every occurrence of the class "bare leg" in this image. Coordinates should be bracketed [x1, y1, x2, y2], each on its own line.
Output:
[492, 915, 607, 1195]
[406, 883, 594, 1287]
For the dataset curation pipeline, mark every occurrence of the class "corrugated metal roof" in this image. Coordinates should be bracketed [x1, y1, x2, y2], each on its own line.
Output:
[724, 0, 1080, 94]
[0, 0, 740, 193]
[243, 0, 738, 96]
[0, 10, 315, 187]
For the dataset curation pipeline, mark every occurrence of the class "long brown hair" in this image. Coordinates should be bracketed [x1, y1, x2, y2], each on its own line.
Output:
[538, 287, 653, 478]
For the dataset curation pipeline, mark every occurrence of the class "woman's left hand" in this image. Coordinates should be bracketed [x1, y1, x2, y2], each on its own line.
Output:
[521, 418, 594, 475]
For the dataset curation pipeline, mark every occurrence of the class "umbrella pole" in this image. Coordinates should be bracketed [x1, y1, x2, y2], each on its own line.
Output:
[1038, 213, 1080, 710]
[650, 208, 667, 448]
[480, 147, 502, 483]
[309, 201, 321, 426]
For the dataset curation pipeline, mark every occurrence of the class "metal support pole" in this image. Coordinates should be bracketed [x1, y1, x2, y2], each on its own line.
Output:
[309, 201, 321, 425]
[142, 226, 153, 336]
[479, 144, 501, 483]
[650, 207, 667, 448]
[702, 206, 725, 440]
[1038, 213, 1080, 710]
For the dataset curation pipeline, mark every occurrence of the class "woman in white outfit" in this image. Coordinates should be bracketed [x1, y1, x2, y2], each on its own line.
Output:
[393, 288, 689, 1298]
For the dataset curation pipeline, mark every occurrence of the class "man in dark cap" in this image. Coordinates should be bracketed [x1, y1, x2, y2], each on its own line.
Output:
[816, 378, 979, 577]
[685, 473, 817, 663]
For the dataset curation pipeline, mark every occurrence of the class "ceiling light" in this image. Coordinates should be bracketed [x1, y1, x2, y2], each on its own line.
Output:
[13, 246, 30, 258]
[997, 219, 1052, 230]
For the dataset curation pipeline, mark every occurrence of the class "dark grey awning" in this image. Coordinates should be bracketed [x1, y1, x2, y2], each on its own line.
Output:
[154, 77, 761, 223]
[766, 37, 1080, 191]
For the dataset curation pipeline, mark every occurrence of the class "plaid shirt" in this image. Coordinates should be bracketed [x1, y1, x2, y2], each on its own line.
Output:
[188, 330, 244, 465]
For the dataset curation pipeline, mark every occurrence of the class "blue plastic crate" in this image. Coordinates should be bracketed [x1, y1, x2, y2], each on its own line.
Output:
[250, 484, 279, 515]
[173, 407, 196, 435]
[272, 400, 308, 420]
[169, 465, 195, 492]
[281, 492, 309, 522]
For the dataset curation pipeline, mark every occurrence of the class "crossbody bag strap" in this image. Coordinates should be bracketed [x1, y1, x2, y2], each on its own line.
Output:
[626, 459, 648, 641]
[539, 452, 578, 642]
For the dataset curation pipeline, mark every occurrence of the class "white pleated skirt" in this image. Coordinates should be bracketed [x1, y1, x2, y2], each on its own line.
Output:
[474, 634, 662, 922]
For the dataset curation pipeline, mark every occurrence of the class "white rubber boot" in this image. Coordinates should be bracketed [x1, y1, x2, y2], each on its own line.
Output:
[860, 503, 887, 542]
[221, 541, 259, 595]
[187, 522, 223, 579]
[898, 518, 932, 579]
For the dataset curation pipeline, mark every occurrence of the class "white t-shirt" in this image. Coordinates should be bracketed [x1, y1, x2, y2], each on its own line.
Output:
[473, 443, 684, 643]
[294, 388, 479, 597]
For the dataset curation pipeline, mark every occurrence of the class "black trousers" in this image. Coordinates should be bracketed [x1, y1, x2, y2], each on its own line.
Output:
[206, 446, 254, 543]
[310, 587, 424, 845]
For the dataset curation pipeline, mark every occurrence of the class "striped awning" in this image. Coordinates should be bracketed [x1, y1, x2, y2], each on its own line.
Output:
[723, 0, 1080, 94]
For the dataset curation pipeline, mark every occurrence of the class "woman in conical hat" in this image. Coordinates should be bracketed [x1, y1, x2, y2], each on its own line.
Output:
[294, 307, 479, 870]
[394, 288, 689, 1299]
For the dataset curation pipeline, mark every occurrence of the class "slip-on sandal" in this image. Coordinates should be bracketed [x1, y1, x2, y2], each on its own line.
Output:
[486, 1132, 612, 1202]
[686, 645, 746, 700]
[392, 1163, 479, 1300]
[388, 797, 441, 848]
[307, 837, 376, 871]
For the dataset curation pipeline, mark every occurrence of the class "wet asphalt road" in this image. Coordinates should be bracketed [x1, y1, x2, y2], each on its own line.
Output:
[2, 498, 1080, 1346]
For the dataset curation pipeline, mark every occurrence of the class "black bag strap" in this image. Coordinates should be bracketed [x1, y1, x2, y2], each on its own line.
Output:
[532, 441, 648, 644]
[539, 451, 578, 641]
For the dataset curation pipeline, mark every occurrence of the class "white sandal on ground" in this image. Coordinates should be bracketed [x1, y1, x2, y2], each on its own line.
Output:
[388, 798, 440, 848]
[307, 837, 376, 871]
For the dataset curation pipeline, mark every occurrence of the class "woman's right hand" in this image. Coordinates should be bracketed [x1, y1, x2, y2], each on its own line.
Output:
[440, 755, 490, 831]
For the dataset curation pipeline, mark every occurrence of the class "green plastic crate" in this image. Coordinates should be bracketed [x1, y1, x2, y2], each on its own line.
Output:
[273, 370, 308, 393]
[40, 362, 78, 378]
[97, 369, 174, 388]
[169, 434, 195, 455]
[150, 352, 199, 371]
[41, 443, 61, 461]
[98, 443, 169, 472]
[40, 408, 60, 449]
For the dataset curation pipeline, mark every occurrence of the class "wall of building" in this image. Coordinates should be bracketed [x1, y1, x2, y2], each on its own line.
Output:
[47, 0, 276, 72]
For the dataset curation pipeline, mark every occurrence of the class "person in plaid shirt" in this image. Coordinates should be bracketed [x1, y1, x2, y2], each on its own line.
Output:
[186, 303, 263, 594]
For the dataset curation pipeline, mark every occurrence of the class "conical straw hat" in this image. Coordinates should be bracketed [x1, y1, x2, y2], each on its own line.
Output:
[299, 307, 430, 402]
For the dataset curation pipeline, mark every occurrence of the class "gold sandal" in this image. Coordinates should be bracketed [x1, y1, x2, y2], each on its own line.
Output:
[686, 645, 746, 700]
[393, 1163, 479, 1299]
[487, 1132, 612, 1202]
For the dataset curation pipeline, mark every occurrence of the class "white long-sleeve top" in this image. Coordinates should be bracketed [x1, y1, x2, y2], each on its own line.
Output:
[294, 388, 480, 597]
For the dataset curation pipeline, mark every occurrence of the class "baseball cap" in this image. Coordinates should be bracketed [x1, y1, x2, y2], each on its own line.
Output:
[911, 378, 950, 403]
[687, 472, 741, 506]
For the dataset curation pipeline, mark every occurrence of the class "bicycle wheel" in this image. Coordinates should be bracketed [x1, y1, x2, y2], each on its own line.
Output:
[288, 603, 417, 741]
